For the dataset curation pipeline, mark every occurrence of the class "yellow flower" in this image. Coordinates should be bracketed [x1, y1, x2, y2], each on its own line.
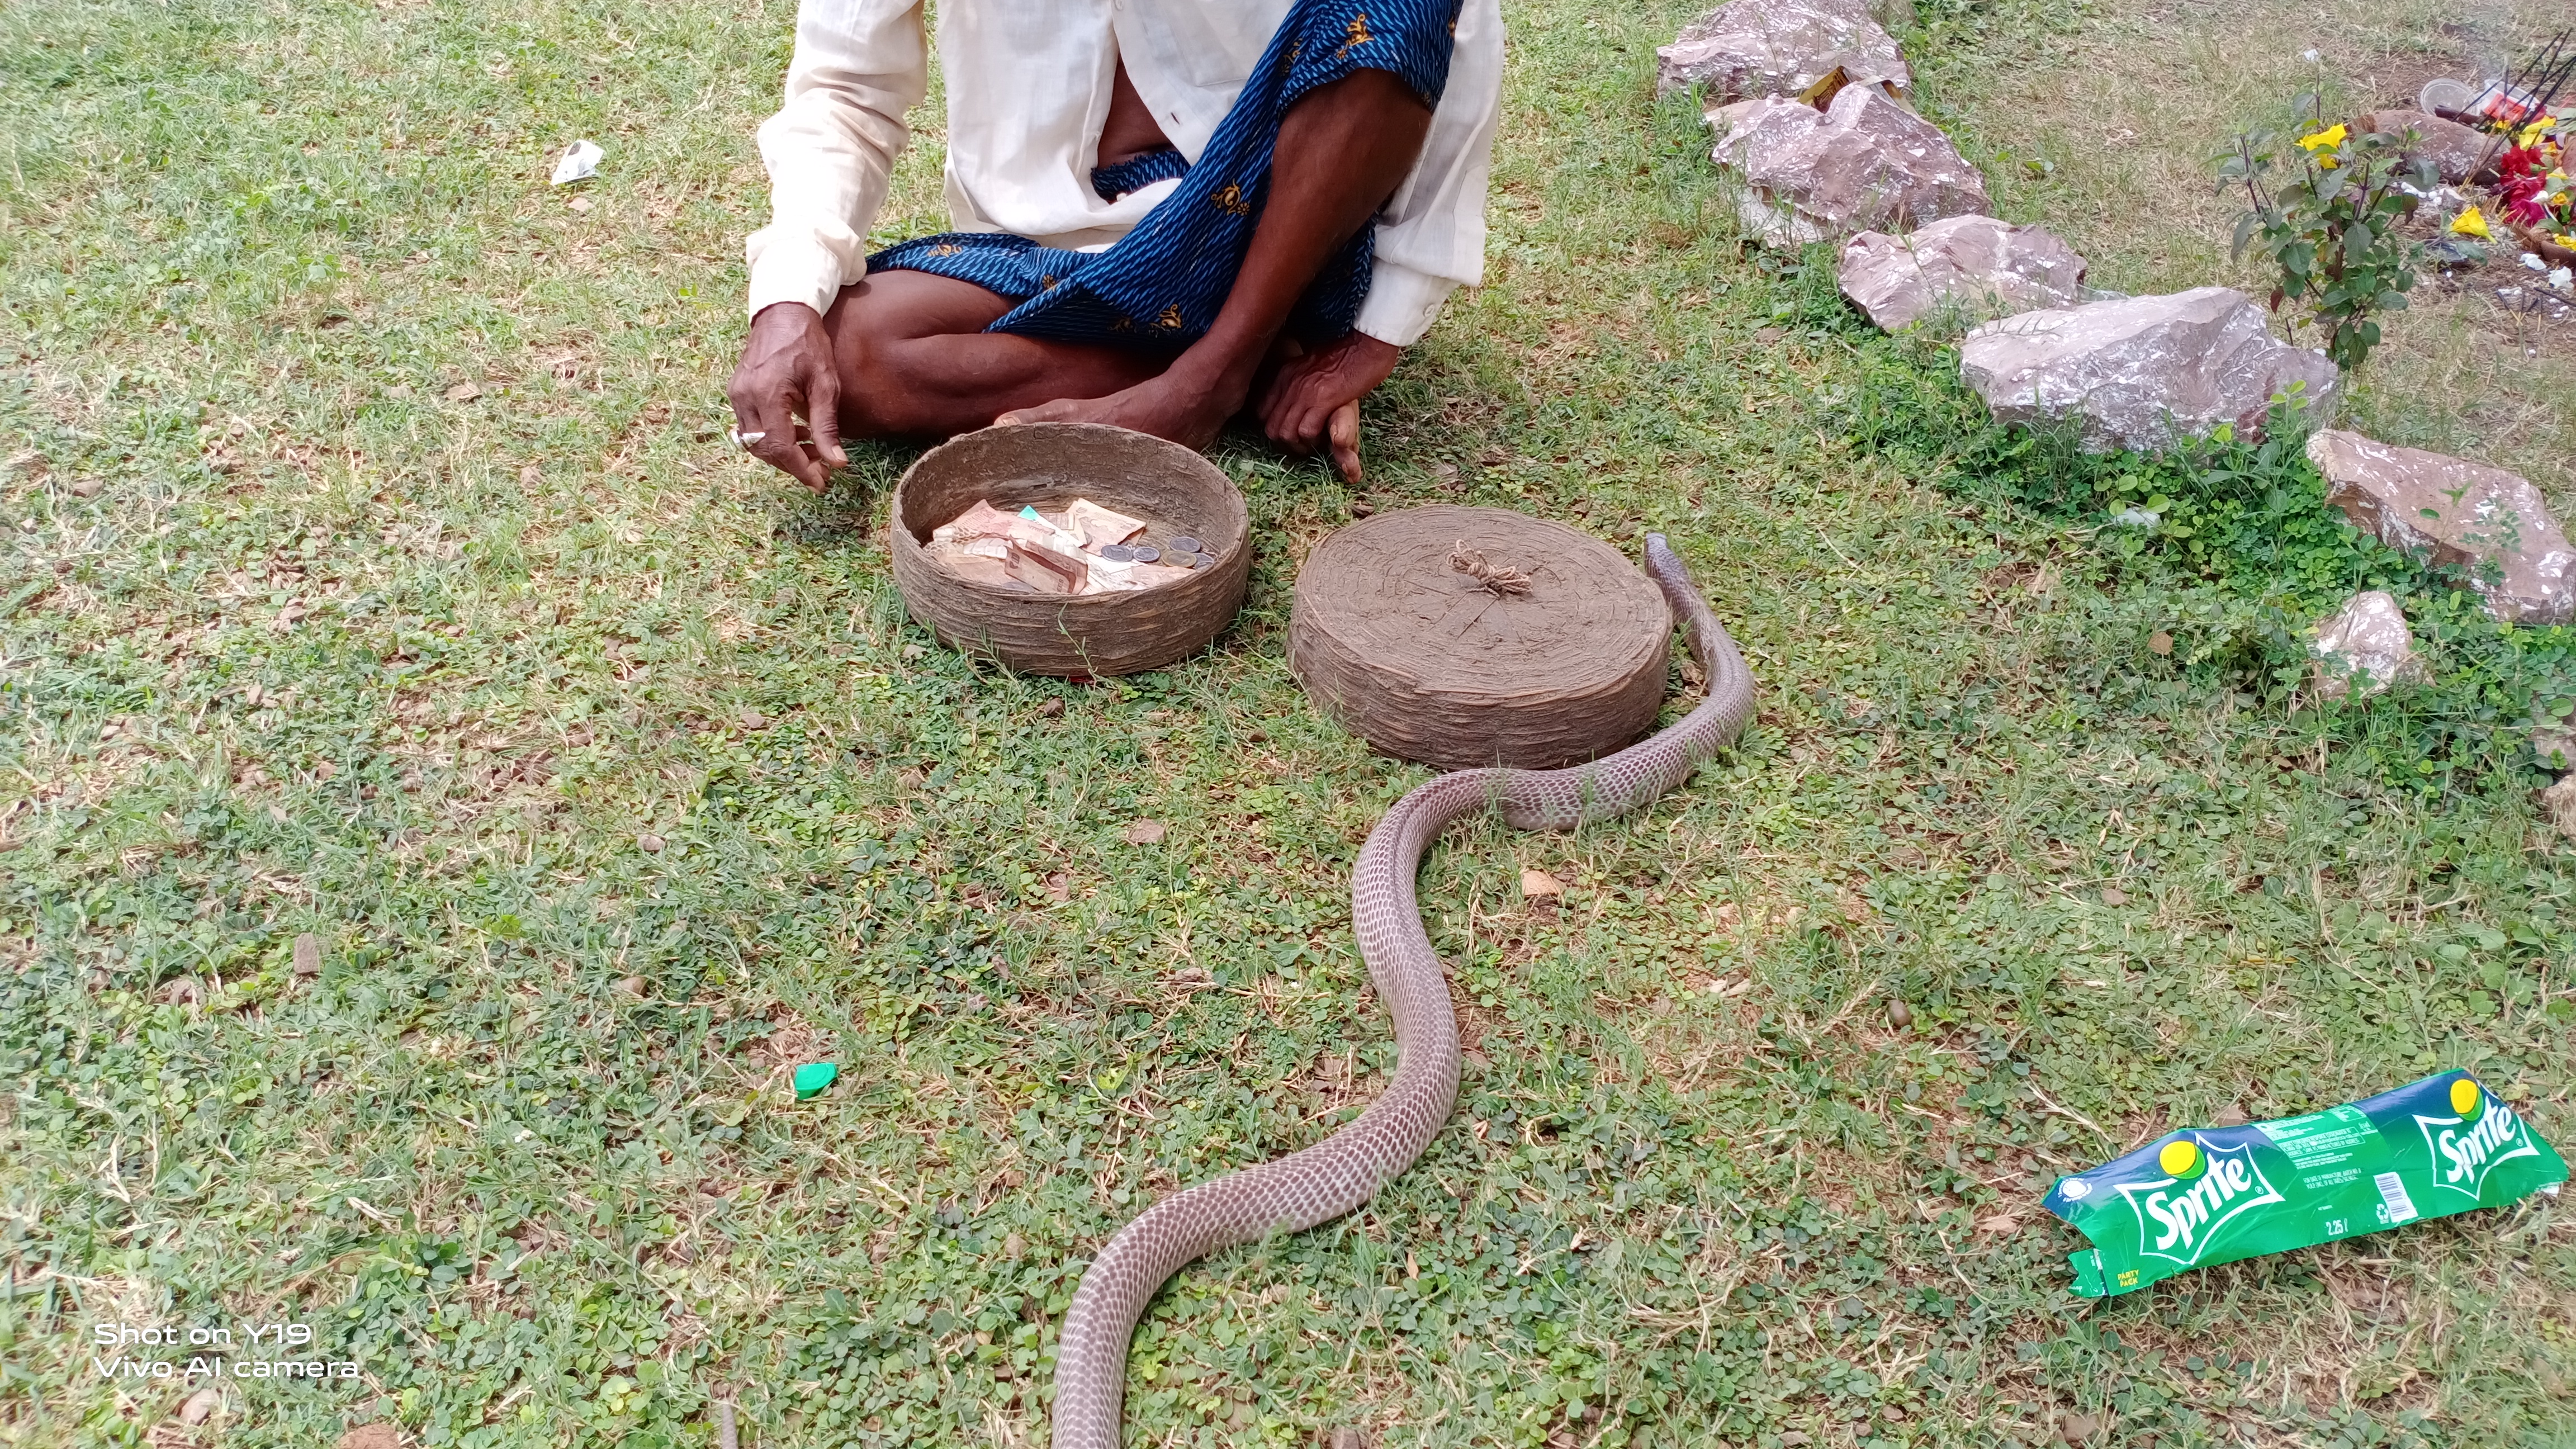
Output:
[2297, 124, 2349, 153]
[2520, 116, 2558, 146]
[2450, 204, 2490, 238]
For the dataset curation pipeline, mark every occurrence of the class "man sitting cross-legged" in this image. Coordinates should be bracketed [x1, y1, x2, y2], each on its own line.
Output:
[727, 0, 1503, 490]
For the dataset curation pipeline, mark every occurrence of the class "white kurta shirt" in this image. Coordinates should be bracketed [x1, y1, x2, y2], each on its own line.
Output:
[744, 0, 1505, 346]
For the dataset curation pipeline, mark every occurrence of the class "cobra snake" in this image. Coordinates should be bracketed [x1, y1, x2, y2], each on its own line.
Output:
[1050, 533, 1757, 1449]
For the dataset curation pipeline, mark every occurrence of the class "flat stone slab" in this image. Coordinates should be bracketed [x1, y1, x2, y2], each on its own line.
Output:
[2355, 109, 2497, 183]
[1840, 215, 2086, 330]
[1712, 85, 1990, 247]
[1958, 287, 2338, 452]
[2306, 429, 2575, 625]
[1658, 0, 1910, 101]
[2310, 590, 2423, 699]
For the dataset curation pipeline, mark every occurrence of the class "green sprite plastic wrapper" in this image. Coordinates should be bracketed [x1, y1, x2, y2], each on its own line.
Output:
[2044, 1071, 2566, 1298]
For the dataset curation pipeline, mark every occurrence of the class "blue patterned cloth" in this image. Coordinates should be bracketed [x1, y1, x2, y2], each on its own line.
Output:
[867, 0, 1463, 351]
[1089, 148, 1192, 202]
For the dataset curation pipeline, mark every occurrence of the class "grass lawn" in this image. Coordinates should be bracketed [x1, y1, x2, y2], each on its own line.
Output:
[4, 0, 2574, 1443]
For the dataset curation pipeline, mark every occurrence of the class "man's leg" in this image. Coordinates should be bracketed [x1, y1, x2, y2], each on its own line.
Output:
[996, 68, 1435, 444]
[821, 271, 1171, 440]
[817, 69, 1431, 445]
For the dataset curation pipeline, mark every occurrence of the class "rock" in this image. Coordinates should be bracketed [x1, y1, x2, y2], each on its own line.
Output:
[177, 1386, 221, 1424]
[2306, 431, 2575, 625]
[2355, 109, 2497, 183]
[2310, 590, 2425, 698]
[1712, 85, 1991, 247]
[1123, 818, 1167, 845]
[292, 931, 323, 976]
[1839, 215, 2086, 330]
[338, 1427, 404, 1449]
[2543, 774, 2576, 841]
[1958, 288, 2338, 452]
[1658, 0, 1910, 101]
[1521, 868, 1566, 897]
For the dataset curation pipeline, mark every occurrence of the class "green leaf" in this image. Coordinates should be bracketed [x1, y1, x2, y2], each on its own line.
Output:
[2231, 212, 2260, 261]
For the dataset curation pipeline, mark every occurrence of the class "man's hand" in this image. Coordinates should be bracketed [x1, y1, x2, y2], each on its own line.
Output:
[1256, 331, 1401, 482]
[726, 302, 849, 493]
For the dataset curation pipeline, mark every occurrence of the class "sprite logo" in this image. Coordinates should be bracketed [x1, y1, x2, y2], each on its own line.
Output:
[2413, 1078, 2539, 1204]
[2114, 1135, 2285, 1267]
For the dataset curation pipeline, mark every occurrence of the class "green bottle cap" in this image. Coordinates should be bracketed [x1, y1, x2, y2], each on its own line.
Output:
[793, 1062, 839, 1100]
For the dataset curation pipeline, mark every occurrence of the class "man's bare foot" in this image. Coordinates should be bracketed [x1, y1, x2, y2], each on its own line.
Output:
[994, 370, 1242, 449]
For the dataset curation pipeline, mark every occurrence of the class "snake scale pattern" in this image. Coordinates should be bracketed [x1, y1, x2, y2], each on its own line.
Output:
[1050, 533, 1758, 1449]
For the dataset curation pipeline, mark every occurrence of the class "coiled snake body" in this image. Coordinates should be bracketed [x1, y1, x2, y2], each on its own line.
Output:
[1052, 534, 1757, 1449]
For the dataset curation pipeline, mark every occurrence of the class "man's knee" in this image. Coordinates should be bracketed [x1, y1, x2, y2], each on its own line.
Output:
[820, 285, 963, 438]
[822, 273, 1023, 436]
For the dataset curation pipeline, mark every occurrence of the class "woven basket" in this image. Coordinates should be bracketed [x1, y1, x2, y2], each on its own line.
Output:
[1289, 505, 1673, 769]
[888, 423, 1251, 678]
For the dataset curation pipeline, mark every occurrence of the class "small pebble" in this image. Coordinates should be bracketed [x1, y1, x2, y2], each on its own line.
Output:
[178, 1387, 221, 1425]
[1887, 1000, 1913, 1029]
[617, 975, 649, 997]
[1038, 698, 1064, 718]
[639, 832, 665, 854]
[292, 932, 323, 976]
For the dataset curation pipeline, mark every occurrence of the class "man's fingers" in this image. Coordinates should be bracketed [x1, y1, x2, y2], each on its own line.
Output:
[1328, 400, 1362, 484]
[750, 435, 826, 493]
[805, 362, 849, 468]
[747, 389, 827, 493]
[994, 397, 1089, 428]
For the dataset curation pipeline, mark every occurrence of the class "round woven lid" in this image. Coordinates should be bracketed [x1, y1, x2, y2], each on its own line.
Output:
[1289, 505, 1673, 769]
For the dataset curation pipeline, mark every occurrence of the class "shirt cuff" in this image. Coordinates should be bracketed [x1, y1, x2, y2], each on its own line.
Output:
[745, 229, 851, 321]
[1352, 257, 1457, 348]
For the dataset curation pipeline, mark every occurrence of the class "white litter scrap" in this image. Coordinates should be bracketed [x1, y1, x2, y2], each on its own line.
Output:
[551, 140, 604, 186]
